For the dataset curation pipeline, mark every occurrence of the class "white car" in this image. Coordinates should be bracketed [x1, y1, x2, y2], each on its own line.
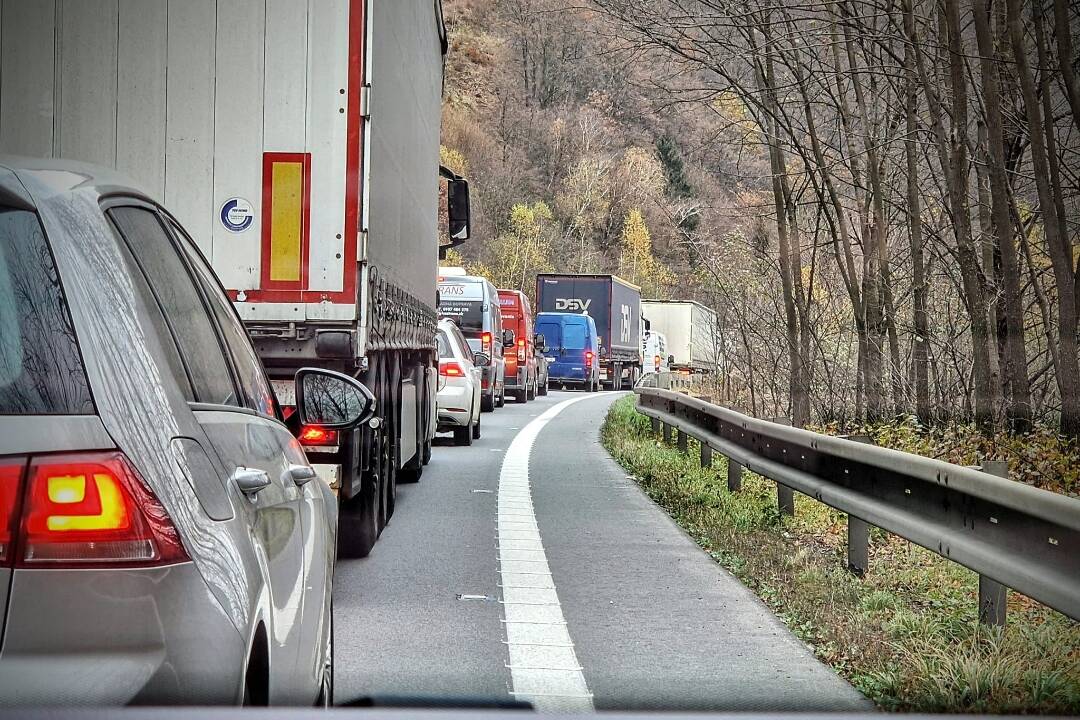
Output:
[437, 319, 484, 445]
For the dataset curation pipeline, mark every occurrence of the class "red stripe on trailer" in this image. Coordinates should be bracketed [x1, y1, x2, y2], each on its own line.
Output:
[229, 0, 364, 306]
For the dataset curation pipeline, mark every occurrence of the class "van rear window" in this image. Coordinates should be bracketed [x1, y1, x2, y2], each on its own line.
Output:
[0, 208, 93, 415]
[563, 323, 588, 350]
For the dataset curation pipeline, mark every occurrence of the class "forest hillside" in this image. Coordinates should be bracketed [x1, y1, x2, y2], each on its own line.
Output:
[438, 0, 1080, 491]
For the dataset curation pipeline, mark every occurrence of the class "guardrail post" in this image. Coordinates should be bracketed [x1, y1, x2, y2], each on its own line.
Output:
[727, 460, 742, 492]
[846, 434, 873, 577]
[662, 422, 672, 444]
[700, 442, 712, 469]
[978, 459, 1009, 626]
[772, 417, 795, 516]
[650, 417, 661, 434]
[677, 429, 688, 453]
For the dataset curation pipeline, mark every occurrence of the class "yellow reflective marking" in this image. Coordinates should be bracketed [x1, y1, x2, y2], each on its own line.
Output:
[269, 161, 304, 282]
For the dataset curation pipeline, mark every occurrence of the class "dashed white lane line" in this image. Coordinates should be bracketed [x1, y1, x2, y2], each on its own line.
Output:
[497, 395, 597, 712]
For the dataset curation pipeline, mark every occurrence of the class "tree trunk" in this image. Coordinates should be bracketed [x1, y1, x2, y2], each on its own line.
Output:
[904, 0, 930, 425]
[973, 0, 1033, 432]
[1007, 0, 1080, 437]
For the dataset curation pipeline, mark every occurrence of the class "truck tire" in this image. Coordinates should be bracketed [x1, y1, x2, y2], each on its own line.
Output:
[337, 433, 380, 559]
[384, 358, 401, 522]
[400, 361, 425, 484]
[454, 425, 472, 446]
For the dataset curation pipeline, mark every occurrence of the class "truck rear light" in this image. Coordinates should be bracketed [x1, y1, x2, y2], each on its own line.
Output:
[482, 332, 491, 353]
[440, 361, 465, 377]
[517, 338, 526, 361]
[20, 452, 188, 566]
[299, 425, 339, 446]
[0, 460, 25, 563]
[585, 351, 594, 368]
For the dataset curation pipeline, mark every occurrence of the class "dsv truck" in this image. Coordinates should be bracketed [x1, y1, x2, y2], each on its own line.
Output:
[0, 0, 471, 557]
[535, 274, 642, 389]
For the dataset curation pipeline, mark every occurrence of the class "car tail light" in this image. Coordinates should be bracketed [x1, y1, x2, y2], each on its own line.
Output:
[20, 452, 188, 566]
[585, 351, 594, 368]
[517, 338, 526, 362]
[482, 332, 491, 353]
[299, 425, 339, 446]
[0, 460, 25, 563]
[440, 361, 465, 377]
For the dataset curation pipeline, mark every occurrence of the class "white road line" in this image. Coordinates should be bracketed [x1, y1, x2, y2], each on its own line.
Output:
[497, 395, 597, 712]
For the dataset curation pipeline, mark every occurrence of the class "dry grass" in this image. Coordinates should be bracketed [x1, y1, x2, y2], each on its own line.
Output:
[601, 396, 1080, 713]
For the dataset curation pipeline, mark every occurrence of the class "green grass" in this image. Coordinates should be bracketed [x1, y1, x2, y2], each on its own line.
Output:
[601, 395, 1080, 713]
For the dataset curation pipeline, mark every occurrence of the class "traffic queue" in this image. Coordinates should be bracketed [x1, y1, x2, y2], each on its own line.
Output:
[433, 267, 722, 446]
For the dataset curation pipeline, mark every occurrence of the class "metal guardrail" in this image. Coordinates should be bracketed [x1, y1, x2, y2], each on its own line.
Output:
[635, 387, 1080, 624]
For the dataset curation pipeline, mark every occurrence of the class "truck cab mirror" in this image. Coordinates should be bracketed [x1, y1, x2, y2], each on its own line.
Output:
[447, 178, 471, 241]
[502, 329, 515, 348]
[294, 368, 376, 429]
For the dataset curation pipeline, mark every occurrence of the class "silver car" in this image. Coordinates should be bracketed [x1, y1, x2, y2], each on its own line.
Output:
[436, 319, 485, 445]
[0, 157, 371, 706]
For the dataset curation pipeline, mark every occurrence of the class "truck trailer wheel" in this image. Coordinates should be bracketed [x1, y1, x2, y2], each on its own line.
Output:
[337, 434, 380, 559]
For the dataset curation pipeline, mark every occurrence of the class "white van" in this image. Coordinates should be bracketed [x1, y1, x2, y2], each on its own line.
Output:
[438, 269, 508, 410]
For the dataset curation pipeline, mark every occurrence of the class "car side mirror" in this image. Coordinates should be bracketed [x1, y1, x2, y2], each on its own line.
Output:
[473, 352, 491, 368]
[502, 329, 515, 348]
[294, 367, 376, 429]
[447, 178, 471, 241]
[534, 333, 547, 352]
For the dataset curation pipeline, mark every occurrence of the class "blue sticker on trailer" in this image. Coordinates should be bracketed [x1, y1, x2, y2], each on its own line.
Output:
[219, 197, 254, 233]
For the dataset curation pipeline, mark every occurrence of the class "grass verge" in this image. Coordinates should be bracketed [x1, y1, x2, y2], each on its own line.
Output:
[601, 395, 1080, 713]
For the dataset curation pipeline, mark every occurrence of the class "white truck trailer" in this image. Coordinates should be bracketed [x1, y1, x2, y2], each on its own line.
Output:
[641, 300, 719, 373]
[0, 0, 470, 558]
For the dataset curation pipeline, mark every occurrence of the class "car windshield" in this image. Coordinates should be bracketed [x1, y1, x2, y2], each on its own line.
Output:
[0, 207, 93, 415]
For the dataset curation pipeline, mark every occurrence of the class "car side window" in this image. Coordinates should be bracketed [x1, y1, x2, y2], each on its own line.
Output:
[108, 207, 239, 407]
[166, 220, 276, 418]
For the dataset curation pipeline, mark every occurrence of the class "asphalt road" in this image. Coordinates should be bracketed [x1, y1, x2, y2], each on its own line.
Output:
[333, 390, 871, 712]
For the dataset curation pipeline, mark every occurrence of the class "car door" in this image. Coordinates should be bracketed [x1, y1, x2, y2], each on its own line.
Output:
[107, 205, 310, 703]
[170, 221, 331, 700]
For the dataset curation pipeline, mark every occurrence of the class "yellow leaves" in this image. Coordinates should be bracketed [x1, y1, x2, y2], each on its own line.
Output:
[439, 145, 469, 177]
[478, 202, 557, 298]
[618, 208, 676, 298]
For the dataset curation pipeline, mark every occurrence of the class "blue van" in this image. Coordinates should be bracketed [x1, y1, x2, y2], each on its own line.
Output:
[535, 312, 600, 391]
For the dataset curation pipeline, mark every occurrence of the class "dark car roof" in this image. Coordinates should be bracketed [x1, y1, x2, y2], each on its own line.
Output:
[0, 155, 155, 208]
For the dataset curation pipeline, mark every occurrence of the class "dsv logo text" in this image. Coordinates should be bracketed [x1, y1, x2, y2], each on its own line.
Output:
[555, 298, 592, 311]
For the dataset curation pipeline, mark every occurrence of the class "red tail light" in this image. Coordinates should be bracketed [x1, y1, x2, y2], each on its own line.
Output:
[585, 351, 594, 368]
[517, 338, 526, 362]
[299, 425, 339, 446]
[0, 460, 25, 563]
[20, 452, 188, 566]
[440, 361, 465, 377]
[482, 332, 492, 352]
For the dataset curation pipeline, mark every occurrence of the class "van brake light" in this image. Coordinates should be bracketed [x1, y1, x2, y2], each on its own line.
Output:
[585, 351, 594, 368]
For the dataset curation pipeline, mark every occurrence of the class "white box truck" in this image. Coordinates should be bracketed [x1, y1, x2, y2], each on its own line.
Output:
[0, 0, 470, 558]
[641, 300, 719, 373]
